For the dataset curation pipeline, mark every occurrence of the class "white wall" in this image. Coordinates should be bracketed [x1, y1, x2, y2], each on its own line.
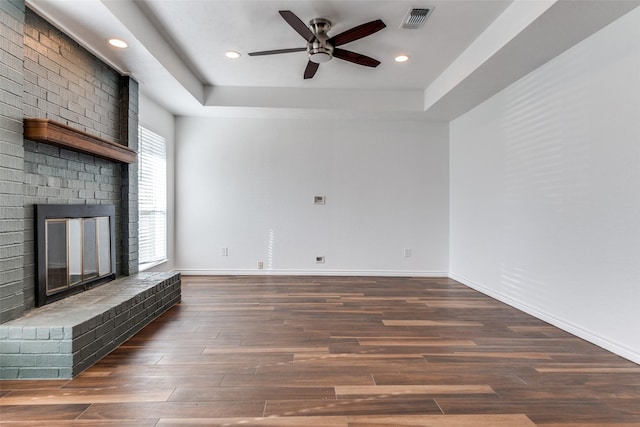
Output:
[139, 93, 176, 272]
[450, 7, 640, 363]
[175, 117, 449, 276]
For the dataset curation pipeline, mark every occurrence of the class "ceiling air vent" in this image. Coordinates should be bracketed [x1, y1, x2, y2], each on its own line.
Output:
[401, 7, 432, 29]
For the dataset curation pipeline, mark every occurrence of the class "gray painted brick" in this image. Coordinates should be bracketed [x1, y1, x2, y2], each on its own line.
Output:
[67, 160, 85, 172]
[0, 255, 22, 270]
[46, 176, 63, 187]
[72, 330, 96, 352]
[78, 171, 95, 181]
[50, 326, 64, 340]
[23, 173, 45, 185]
[0, 244, 22, 258]
[0, 267, 22, 282]
[44, 156, 68, 169]
[64, 170, 80, 181]
[23, 327, 36, 339]
[3, 354, 35, 367]
[0, 306, 24, 324]
[0, 181, 23, 195]
[36, 353, 72, 367]
[59, 340, 72, 353]
[0, 340, 20, 353]
[59, 148, 79, 161]
[36, 327, 50, 339]
[0, 368, 19, 379]
[21, 340, 60, 354]
[0, 152, 24, 171]
[18, 368, 60, 379]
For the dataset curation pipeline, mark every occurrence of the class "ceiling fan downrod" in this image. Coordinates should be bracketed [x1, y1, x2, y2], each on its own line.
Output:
[307, 18, 333, 63]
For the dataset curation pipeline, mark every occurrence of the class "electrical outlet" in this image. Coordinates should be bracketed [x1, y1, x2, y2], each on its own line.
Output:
[258, 261, 264, 269]
[314, 196, 325, 205]
[404, 248, 412, 258]
[221, 247, 229, 256]
[315, 256, 325, 263]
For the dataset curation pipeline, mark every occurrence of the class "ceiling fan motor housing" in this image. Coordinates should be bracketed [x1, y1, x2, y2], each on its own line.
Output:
[308, 18, 333, 63]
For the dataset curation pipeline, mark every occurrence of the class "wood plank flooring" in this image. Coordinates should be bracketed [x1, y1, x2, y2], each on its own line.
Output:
[2, 275, 640, 426]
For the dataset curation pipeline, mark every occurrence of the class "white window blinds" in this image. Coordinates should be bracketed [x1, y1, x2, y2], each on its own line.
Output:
[138, 126, 167, 266]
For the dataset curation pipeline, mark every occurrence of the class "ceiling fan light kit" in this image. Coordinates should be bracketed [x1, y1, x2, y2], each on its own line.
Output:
[307, 18, 333, 64]
[248, 10, 386, 79]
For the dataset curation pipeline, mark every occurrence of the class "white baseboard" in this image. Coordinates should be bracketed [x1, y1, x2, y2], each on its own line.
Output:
[449, 273, 640, 365]
[178, 269, 448, 277]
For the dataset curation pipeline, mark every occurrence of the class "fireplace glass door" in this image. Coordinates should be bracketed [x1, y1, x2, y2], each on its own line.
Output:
[97, 217, 111, 276]
[45, 216, 112, 296]
[46, 220, 68, 293]
[69, 219, 82, 285]
[83, 218, 98, 280]
[36, 204, 116, 306]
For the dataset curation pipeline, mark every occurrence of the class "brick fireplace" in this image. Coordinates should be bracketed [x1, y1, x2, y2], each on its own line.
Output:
[0, 3, 139, 323]
[0, 2, 180, 379]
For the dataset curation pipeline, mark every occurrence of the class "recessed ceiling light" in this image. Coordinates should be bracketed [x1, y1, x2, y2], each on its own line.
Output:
[107, 38, 128, 49]
[395, 55, 409, 63]
[225, 50, 241, 59]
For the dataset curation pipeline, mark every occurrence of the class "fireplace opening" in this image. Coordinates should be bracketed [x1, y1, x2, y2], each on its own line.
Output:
[35, 204, 116, 307]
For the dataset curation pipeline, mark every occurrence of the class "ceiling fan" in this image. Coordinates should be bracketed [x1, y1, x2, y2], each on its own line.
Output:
[248, 10, 386, 79]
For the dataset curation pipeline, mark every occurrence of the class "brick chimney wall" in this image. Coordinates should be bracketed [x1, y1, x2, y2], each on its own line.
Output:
[0, 1, 139, 323]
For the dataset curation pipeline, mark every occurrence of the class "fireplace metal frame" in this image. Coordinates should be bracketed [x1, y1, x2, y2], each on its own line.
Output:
[35, 204, 117, 307]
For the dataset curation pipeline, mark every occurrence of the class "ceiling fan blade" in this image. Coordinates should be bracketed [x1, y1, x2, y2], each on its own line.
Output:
[304, 61, 319, 79]
[248, 47, 307, 56]
[333, 48, 381, 67]
[279, 10, 316, 42]
[328, 19, 386, 47]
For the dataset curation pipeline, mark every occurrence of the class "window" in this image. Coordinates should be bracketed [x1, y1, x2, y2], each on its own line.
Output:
[138, 126, 167, 267]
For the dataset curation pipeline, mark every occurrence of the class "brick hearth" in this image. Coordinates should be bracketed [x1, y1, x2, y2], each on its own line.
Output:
[0, 272, 180, 379]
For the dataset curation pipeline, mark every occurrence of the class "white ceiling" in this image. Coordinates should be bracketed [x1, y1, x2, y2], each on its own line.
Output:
[27, 0, 640, 121]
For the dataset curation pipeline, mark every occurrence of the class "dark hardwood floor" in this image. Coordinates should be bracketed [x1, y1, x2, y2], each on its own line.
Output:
[2, 275, 640, 426]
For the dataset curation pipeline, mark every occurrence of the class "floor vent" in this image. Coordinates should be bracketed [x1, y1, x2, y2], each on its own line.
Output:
[402, 7, 432, 29]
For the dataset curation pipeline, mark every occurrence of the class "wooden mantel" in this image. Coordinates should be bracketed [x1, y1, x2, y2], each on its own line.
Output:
[24, 118, 137, 164]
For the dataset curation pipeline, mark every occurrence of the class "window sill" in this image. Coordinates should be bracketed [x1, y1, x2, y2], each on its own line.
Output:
[139, 259, 170, 272]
